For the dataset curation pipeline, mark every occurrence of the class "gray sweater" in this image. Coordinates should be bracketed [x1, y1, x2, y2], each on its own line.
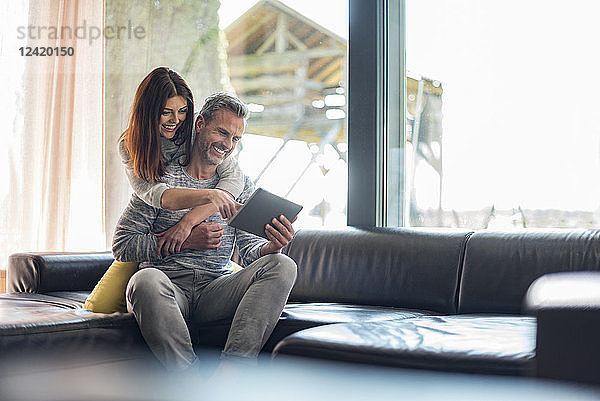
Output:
[119, 136, 244, 208]
[112, 164, 267, 275]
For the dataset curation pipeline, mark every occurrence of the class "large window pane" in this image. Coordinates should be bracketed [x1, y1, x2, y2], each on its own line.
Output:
[105, 0, 348, 237]
[220, 0, 348, 229]
[402, 0, 600, 229]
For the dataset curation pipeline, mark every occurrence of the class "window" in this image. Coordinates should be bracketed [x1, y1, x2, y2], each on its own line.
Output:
[105, 0, 348, 236]
[220, 0, 349, 229]
[383, 0, 600, 229]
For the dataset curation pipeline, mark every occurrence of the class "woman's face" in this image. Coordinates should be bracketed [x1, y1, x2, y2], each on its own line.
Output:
[159, 96, 188, 138]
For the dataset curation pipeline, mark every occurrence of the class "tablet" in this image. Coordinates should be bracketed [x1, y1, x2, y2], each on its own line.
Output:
[228, 188, 303, 239]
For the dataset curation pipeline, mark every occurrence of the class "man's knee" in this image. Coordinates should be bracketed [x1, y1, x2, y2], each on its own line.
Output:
[264, 253, 297, 284]
[127, 268, 171, 301]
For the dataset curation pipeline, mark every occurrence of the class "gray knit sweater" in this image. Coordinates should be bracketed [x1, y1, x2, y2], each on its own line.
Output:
[119, 136, 245, 208]
[112, 164, 267, 275]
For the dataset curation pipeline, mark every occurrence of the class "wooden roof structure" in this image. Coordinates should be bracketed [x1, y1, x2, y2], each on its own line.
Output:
[225, 0, 347, 144]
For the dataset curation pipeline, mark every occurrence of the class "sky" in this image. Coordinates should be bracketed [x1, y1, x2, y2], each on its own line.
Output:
[407, 0, 600, 212]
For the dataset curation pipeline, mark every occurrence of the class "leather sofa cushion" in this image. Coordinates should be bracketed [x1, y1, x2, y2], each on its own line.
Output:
[0, 292, 144, 361]
[199, 302, 428, 351]
[526, 272, 600, 385]
[273, 315, 536, 375]
[459, 230, 600, 313]
[8, 252, 114, 293]
[281, 303, 426, 325]
[1, 287, 428, 357]
[269, 303, 428, 350]
[283, 228, 472, 314]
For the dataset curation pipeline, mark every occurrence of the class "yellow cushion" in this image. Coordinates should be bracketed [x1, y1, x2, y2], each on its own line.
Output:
[84, 260, 139, 313]
[84, 259, 243, 314]
[231, 260, 243, 273]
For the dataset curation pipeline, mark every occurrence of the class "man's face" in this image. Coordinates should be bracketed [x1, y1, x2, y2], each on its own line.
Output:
[195, 110, 244, 166]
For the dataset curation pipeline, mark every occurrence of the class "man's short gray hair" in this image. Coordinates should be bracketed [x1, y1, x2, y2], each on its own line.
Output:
[199, 92, 248, 124]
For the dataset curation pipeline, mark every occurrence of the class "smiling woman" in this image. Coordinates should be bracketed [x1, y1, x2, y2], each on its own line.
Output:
[122, 67, 195, 183]
[158, 96, 188, 139]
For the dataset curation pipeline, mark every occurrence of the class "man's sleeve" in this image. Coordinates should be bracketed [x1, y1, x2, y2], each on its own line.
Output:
[234, 177, 268, 266]
[112, 194, 162, 263]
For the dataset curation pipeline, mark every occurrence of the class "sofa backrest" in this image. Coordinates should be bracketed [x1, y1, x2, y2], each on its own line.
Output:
[8, 252, 113, 293]
[458, 230, 600, 314]
[283, 227, 473, 314]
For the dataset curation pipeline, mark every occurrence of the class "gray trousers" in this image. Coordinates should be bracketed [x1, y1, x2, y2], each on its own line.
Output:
[126, 253, 297, 371]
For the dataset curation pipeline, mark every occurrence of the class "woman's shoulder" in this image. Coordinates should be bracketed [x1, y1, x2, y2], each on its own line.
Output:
[161, 137, 186, 164]
[118, 131, 130, 162]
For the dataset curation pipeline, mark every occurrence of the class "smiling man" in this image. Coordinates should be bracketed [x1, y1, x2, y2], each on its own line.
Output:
[112, 92, 298, 371]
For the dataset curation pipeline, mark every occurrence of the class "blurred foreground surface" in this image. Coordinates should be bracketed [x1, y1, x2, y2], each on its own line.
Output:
[1, 350, 599, 401]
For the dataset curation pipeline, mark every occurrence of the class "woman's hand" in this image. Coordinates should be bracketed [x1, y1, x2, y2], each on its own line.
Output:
[208, 189, 243, 219]
[155, 220, 194, 257]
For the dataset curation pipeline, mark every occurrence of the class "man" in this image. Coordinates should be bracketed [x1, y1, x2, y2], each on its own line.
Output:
[112, 92, 297, 371]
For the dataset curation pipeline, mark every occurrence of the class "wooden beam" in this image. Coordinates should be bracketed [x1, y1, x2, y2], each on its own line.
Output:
[255, 32, 276, 55]
[228, 47, 345, 72]
[228, 48, 345, 78]
[287, 31, 307, 50]
[305, 31, 327, 48]
[231, 75, 325, 91]
[313, 57, 342, 83]
[292, 23, 313, 44]
[294, 24, 316, 43]
[260, 0, 347, 44]
[276, 13, 288, 53]
[321, 67, 343, 87]
[308, 55, 336, 76]
[245, 121, 346, 143]
[228, 13, 276, 51]
[241, 93, 307, 106]
[229, 60, 302, 77]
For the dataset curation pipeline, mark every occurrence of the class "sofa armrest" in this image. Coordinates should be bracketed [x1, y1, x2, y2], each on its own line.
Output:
[525, 272, 600, 385]
[8, 252, 114, 294]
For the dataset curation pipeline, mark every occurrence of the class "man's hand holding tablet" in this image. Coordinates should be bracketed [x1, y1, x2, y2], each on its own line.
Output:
[260, 214, 298, 255]
[228, 188, 303, 253]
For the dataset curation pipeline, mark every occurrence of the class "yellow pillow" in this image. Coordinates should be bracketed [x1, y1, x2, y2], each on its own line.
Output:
[84, 260, 243, 313]
[84, 260, 139, 313]
[231, 260, 243, 274]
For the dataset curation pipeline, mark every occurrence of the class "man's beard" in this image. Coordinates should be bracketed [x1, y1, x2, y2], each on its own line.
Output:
[199, 141, 228, 165]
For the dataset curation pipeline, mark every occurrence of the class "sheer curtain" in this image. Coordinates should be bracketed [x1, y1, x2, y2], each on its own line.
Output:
[0, 0, 105, 271]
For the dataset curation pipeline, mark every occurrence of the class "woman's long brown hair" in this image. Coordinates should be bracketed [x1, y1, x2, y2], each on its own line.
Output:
[122, 67, 194, 182]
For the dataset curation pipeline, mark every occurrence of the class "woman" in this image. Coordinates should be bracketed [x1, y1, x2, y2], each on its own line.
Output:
[85, 67, 245, 313]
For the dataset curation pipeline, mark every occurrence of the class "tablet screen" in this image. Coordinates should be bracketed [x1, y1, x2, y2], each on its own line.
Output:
[228, 188, 303, 238]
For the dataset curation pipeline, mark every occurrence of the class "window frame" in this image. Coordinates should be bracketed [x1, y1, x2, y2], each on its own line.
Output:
[347, 0, 405, 227]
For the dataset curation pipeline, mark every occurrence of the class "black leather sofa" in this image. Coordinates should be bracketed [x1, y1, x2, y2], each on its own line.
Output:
[3, 227, 600, 383]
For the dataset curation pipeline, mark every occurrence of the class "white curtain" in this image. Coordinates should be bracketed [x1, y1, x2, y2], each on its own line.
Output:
[0, 0, 105, 271]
